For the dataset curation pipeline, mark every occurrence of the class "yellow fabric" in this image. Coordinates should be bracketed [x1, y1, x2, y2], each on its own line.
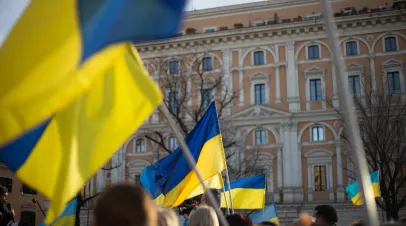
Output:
[221, 188, 265, 209]
[0, 0, 127, 146]
[16, 44, 162, 223]
[351, 183, 381, 206]
[163, 135, 227, 207]
[269, 217, 280, 225]
[52, 215, 75, 226]
[188, 173, 223, 198]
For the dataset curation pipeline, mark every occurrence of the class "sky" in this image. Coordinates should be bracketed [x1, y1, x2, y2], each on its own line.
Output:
[0, 0, 264, 45]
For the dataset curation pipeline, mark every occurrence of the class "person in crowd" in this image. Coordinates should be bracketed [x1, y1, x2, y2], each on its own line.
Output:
[93, 184, 157, 226]
[201, 189, 222, 210]
[290, 213, 314, 226]
[157, 207, 179, 226]
[226, 213, 253, 226]
[314, 205, 338, 226]
[0, 186, 14, 226]
[188, 205, 219, 226]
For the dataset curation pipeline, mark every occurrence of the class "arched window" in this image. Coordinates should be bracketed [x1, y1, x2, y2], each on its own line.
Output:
[134, 139, 145, 153]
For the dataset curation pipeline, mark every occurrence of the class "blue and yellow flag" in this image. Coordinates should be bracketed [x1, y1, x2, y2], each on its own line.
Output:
[221, 174, 266, 209]
[141, 102, 227, 207]
[345, 170, 381, 206]
[0, 44, 162, 223]
[39, 198, 77, 226]
[250, 204, 279, 225]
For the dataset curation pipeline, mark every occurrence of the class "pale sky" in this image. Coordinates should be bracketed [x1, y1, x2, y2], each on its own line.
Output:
[0, 0, 264, 45]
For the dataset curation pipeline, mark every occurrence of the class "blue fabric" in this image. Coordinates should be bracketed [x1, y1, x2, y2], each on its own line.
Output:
[183, 219, 188, 226]
[0, 120, 50, 172]
[141, 102, 220, 196]
[221, 174, 266, 192]
[78, 0, 187, 62]
[38, 198, 77, 226]
[250, 204, 278, 224]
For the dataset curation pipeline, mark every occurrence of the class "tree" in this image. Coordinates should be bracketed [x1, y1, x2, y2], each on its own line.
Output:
[332, 77, 406, 221]
[143, 45, 239, 155]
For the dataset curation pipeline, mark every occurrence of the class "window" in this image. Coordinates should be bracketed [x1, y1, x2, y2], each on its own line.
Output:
[254, 20, 266, 26]
[204, 28, 216, 33]
[201, 89, 212, 109]
[20, 211, 36, 226]
[255, 130, 267, 145]
[135, 139, 145, 153]
[169, 61, 179, 74]
[348, 75, 361, 97]
[309, 79, 322, 101]
[168, 136, 177, 151]
[0, 177, 12, 193]
[345, 41, 358, 56]
[202, 57, 213, 71]
[168, 91, 179, 112]
[384, 37, 397, 52]
[387, 71, 401, 94]
[253, 51, 265, 65]
[22, 184, 37, 195]
[314, 165, 327, 191]
[308, 45, 320, 60]
[312, 126, 324, 142]
[399, 165, 406, 188]
[254, 84, 266, 104]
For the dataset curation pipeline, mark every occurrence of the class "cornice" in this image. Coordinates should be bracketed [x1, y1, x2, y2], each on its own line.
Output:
[136, 10, 406, 57]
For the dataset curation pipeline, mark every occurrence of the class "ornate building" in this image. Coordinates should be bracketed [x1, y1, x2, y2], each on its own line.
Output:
[2, 0, 406, 225]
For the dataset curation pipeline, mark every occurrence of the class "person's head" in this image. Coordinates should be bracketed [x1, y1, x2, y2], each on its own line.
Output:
[157, 208, 179, 226]
[314, 205, 338, 226]
[201, 189, 221, 209]
[351, 220, 365, 226]
[290, 213, 314, 226]
[259, 222, 278, 226]
[226, 213, 253, 226]
[0, 185, 8, 204]
[93, 184, 157, 226]
[188, 205, 219, 226]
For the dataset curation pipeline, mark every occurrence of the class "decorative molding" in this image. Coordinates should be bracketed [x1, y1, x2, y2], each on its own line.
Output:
[232, 105, 291, 120]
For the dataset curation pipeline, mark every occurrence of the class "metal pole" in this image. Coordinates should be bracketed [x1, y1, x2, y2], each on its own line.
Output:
[220, 173, 231, 215]
[224, 170, 234, 214]
[32, 198, 46, 217]
[320, 1, 379, 225]
[160, 104, 229, 226]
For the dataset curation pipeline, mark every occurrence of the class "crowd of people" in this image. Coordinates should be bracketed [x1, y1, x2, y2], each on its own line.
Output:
[1, 184, 405, 226]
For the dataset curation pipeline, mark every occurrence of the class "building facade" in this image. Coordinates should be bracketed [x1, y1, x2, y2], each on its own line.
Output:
[2, 0, 406, 225]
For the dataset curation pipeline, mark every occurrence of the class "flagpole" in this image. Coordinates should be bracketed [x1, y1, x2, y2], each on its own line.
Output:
[320, 1, 379, 225]
[160, 104, 229, 226]
[224, 169, 235, 214]
[220, 173, 231, 215]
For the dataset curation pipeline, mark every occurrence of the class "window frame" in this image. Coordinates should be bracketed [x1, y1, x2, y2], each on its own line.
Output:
[168, 136, 178, 151]
[305, 150, 334, 197]
[306, 44, 321, 60]
[203, 26, 217, 33]
[20, 211, 36, 226]
[201, 57, 213, 72]
[134, 138, 146, 153]
[313, 165, 328, 192]
[309, 78, 322, 101]
[387, 71, 401, 94]
[168, 90, 180, 112]
[344, 40, 359, 56]
[250, 73, 269, 105]
[22, 184, 37, 195]
[254, 83, 266, 105]
[254, 129, 268, 146]
[348, 75, 361, 97]
[0, 177, 12, 193]
[383, 36, 398, 52]
[311, 126, 325, 142]
[252, 50, 265, 66]
[168, 60, 180, 75]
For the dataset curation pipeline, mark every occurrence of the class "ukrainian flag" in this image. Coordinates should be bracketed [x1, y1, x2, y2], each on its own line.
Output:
[39, 198, 77, 226]
[0, 0, 186, 147]
[141, 102, 227, 207]
[221, 174, 266, 209]
[250, 204, 279, 225]
[345, 170, 381, 206]
[0, 43, 162, 223]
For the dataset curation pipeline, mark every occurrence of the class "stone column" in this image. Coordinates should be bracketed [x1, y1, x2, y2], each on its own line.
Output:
[274, 146, 283, 202]
[369, 54, 377, 92]
[336, 141, 345, 201]
[96, 169, 106, 192]
[286, 41, 300, 112]
[222, 48, 233, 115]
[239, 69, 244, 106]
[275, 64, 282, 103]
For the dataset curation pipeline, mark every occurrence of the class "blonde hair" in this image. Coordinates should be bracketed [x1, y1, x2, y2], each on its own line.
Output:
[188, 205, 219, 226]
[157, 208, 179, 226]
